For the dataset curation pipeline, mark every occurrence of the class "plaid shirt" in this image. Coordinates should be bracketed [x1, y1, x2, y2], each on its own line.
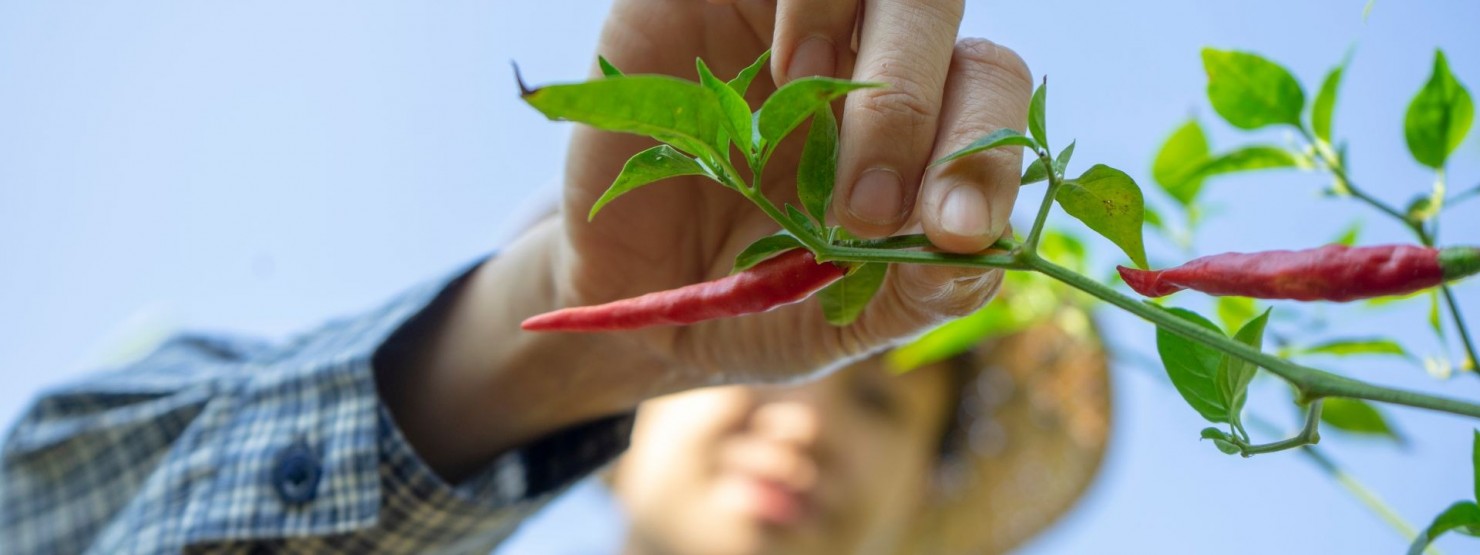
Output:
[0, 260, 635, 554]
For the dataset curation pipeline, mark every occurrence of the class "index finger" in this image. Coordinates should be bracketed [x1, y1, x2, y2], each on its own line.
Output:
[831, 0, 965, 238]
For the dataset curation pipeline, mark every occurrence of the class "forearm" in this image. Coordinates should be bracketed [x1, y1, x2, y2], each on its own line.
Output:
[376, 217, 671, 481]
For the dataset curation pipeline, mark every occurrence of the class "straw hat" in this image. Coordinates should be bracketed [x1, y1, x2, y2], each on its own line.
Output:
[903, 312, 1112, 555]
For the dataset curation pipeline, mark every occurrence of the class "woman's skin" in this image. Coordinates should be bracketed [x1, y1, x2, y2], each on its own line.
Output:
[613, 355, 955, 555]
[375, 0, 1032, 482]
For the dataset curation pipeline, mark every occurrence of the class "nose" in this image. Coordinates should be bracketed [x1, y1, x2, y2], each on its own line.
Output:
[750, 389, 825, 449]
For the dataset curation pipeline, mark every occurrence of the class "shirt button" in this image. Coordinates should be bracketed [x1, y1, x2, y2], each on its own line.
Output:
[271, 440, 321, 506]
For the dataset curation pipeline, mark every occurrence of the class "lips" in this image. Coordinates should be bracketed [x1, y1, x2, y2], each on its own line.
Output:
[734, 475, 816, 527]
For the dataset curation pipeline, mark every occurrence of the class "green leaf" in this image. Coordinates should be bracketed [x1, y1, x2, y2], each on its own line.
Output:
[1405, 50, 1474, 169]
[1430, 290, 1446, 339]
[597, 56, 623, 78]
[819, 262, 888, 326]
[798, 106, 839, 224]
[886, 272, 1061, 372]
[1202, 48, 1306, 130]
[727, 50, 771, 98]
[1029, 79, 1049, 148]
[1152, 119, 1211, 206]
[1298, 338, 1408, 358]
[785, 204, 818, 235]
[1190, 146, 1304, 180]
[1473, 429, 1479, 501]
[1332, 221, 1361, 246]
[697, 58, 753, 155]
[1020, 141, 1074, 186]
[588, 145, 709, 221]
[521, 73, 724, 158]
[1320, 397, 1400, 440]
[1213, 438, 1242, 455]
[1216, 296, 1258, 333]
[1409, 502, 1480, 555]
[1056, 164, 1150, 269]
[1054, 141, 1076, 177]
[1407, 195, 1440, 226]
[1143, 203, 1166, 231]
[1039, 229, 1089, 274]
[1313, 62, 1345, 142]
[933, 128, 1039, 167]
[732, 233, 802, 273]
[1157, 308, 1233, 424]
[1215, 309, 1270, 426]
[1021, 159, 1048, 186]
[758, 77, 880, 148]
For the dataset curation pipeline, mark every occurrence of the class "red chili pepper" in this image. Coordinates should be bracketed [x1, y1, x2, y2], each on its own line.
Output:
[522, 248, 848, 332]
[1118, 244, 1480, 302]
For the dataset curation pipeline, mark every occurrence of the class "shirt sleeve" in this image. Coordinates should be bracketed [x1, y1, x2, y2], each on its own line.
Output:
[0, 257, 635, 555]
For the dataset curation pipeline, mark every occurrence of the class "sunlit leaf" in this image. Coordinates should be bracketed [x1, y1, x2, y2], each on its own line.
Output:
[521, 73, 724, 158]
[1191, 146, 1305, 180]
[1029, 79, 1049, 147]
[1057, 164, 1150, 269]
[1331, 221, 1361, 246]
[589, 145, 709, 221]
[934, 128, 1038, 167]
[727, 50, 771, 98]
[1313, 61, 1345, 143]
[1321, 398, 1401, 441]
[1020, 141, 1075, 186]
[1405, 50, 1474, 169]
[1202, 48, 1306, 130]
[1152, 119, 1211, 206]
[598, 56, 623, 78]
[697, 58, 753, 155]
[1298, 338, 1409, 358]
[798, 106, 838, 224]
[819, 262, 888, 326]
[1216, 296, 1258, 333]
[732, 233, 802, 273]
[758, 77, 880, 148]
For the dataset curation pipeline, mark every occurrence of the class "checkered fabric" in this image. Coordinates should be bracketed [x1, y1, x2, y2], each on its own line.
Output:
[0, 260, 634, 554]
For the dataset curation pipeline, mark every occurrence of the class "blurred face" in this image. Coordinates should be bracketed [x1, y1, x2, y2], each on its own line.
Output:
[612, 356, 954, 555]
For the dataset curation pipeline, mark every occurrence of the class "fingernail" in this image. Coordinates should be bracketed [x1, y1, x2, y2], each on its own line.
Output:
[940, 184, 990, 238]
[848, 169, 904, 227]
[787, 36, 836, 82]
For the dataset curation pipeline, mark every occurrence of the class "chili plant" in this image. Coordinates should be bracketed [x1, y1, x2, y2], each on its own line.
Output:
[516, 47, 1479, 552]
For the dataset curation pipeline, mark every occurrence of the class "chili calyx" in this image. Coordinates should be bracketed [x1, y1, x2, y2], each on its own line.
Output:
[1118, 244, 1480, 302]
[522, 248, 849, 332]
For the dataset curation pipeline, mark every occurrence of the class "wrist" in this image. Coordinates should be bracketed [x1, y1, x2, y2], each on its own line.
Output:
[379, 218, 671, 480]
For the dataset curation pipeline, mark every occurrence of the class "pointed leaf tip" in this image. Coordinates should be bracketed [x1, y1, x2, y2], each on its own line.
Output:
[512, 61, 534, 96]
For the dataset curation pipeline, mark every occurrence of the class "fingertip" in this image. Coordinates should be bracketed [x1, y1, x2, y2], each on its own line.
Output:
[836, 167, 910, 237]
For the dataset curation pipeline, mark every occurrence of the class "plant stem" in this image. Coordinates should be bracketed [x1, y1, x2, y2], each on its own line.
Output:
[1442, 285, 1478, 372]
[1024, 148, 1061, 254]
[1233, 399, 1323, 456]
[1026, 256, 1480, 419]
[835, 234, 1019, 252]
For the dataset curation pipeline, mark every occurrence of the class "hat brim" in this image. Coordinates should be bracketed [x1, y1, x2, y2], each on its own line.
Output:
[904, 315, 1112, 555]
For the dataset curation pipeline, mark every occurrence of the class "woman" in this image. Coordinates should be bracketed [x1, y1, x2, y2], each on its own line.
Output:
[511, 316, 1111, 554]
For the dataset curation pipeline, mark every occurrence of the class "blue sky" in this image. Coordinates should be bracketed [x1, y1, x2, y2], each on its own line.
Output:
[2, 1, 1478, 553]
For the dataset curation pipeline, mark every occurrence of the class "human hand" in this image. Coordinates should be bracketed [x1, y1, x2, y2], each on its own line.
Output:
[552, 0, 1032, 385]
